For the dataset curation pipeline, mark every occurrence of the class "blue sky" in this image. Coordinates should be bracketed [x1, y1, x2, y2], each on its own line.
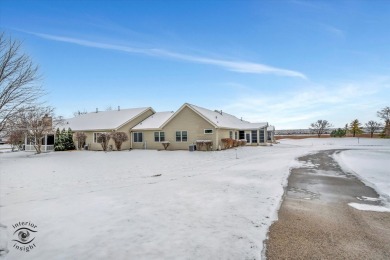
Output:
[1, 0, 389, 129]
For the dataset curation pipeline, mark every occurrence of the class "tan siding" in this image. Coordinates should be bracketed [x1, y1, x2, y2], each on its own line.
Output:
[116, 109, 154, 150]
[131, 106, 218, 151]
[216, 129, 240, 150]
[75, 109, 154, 151]
[162, 106, 216, 150]
[131, 130, 168, 150]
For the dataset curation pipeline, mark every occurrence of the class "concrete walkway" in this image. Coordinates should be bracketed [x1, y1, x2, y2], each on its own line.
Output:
[265, 150, 390, 259]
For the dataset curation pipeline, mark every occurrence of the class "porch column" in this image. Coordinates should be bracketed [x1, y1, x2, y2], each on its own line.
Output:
[257, 129, 259, 145]
[44, 134, 48, 152]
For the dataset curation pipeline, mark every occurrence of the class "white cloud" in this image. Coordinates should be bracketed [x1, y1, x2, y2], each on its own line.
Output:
[29, 32, 306, 79]
[222, 77, 390, 129]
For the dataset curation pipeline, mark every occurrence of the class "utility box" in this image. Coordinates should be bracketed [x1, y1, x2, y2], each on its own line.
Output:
[189, 145, 196, 152]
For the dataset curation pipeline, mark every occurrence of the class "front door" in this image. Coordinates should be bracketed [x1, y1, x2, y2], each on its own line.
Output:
[239, 131, 245, 139]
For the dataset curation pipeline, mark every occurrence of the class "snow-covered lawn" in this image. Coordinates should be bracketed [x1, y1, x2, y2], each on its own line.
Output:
[334, 149, 390, 200]
[0, 137, 389, 259]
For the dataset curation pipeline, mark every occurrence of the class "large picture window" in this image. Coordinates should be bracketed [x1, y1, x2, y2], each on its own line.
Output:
[154, 132, 165, 142]
[176, 131, 188, 142]
[260, 129, 265, 143]
[133, 132, 143, 143]
[251, 130, 258, 143]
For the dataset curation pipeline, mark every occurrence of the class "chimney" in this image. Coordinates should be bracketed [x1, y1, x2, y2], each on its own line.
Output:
[220, 110, 223, 115]
[96, 108, 98, 113]
[241, 117, 242, 121]
[118, 106, 120, 111]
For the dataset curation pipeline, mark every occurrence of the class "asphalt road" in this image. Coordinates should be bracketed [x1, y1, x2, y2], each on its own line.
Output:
[265, 150, 390, 260]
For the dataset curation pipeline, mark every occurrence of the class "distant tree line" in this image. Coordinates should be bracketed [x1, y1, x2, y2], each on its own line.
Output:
[310, 106, 389, 138]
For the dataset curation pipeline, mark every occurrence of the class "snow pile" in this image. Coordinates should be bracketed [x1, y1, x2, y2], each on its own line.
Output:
[348, 203, 390, 212]
[333, 149, 390, 200]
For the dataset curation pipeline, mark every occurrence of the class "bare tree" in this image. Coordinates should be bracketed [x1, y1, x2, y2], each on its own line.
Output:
[310, 120, 333, 138]
[18, 106, 57, 154]
[365, 121, 382, 138]
[97, 133, 111, 151]
[73, 110, 88, 117]
[75, 132, 87, 149]
[111, 131, 128, 151]
[0, 33, 44, 135]
[377, 106, 390, 137]
[8, 128, 24, 151]
[377, 106, 390, 123]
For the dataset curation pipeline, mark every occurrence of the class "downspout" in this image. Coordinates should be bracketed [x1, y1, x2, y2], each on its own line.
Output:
[129, 130, 133, 150]
[215, 127, 219, 151]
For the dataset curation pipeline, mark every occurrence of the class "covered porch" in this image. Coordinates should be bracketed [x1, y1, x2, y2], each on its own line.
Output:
[238, 127, 268, 146]
[24, 134, 55, 152]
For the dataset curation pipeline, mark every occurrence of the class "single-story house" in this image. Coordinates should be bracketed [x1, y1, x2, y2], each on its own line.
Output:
[131, 103, 270, 151]
[64, 107, 155, 150]
[58, 103, 272, 151]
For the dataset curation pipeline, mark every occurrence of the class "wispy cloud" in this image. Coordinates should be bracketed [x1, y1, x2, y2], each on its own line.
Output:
[323, 24, 345, 38]
[29, 31, 307, 79]
[221, 77, 390, 129]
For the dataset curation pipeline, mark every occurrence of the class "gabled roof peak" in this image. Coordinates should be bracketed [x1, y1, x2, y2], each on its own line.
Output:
[64, 107, 154, 131]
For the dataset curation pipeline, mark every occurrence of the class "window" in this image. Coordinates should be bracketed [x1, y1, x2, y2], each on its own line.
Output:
[176, 131, 188, 142]
[239, 131, 245, 139]
[154, 132, 165, 142]
[229, 131, 233, 139]
[235, 132, 238, 140]
[251, 130, 258, 143]
[94, 132, 104, 143]
[133, 132, 143, 143]
[204, 129, 213, 134]
[260, 129, 265, 143]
